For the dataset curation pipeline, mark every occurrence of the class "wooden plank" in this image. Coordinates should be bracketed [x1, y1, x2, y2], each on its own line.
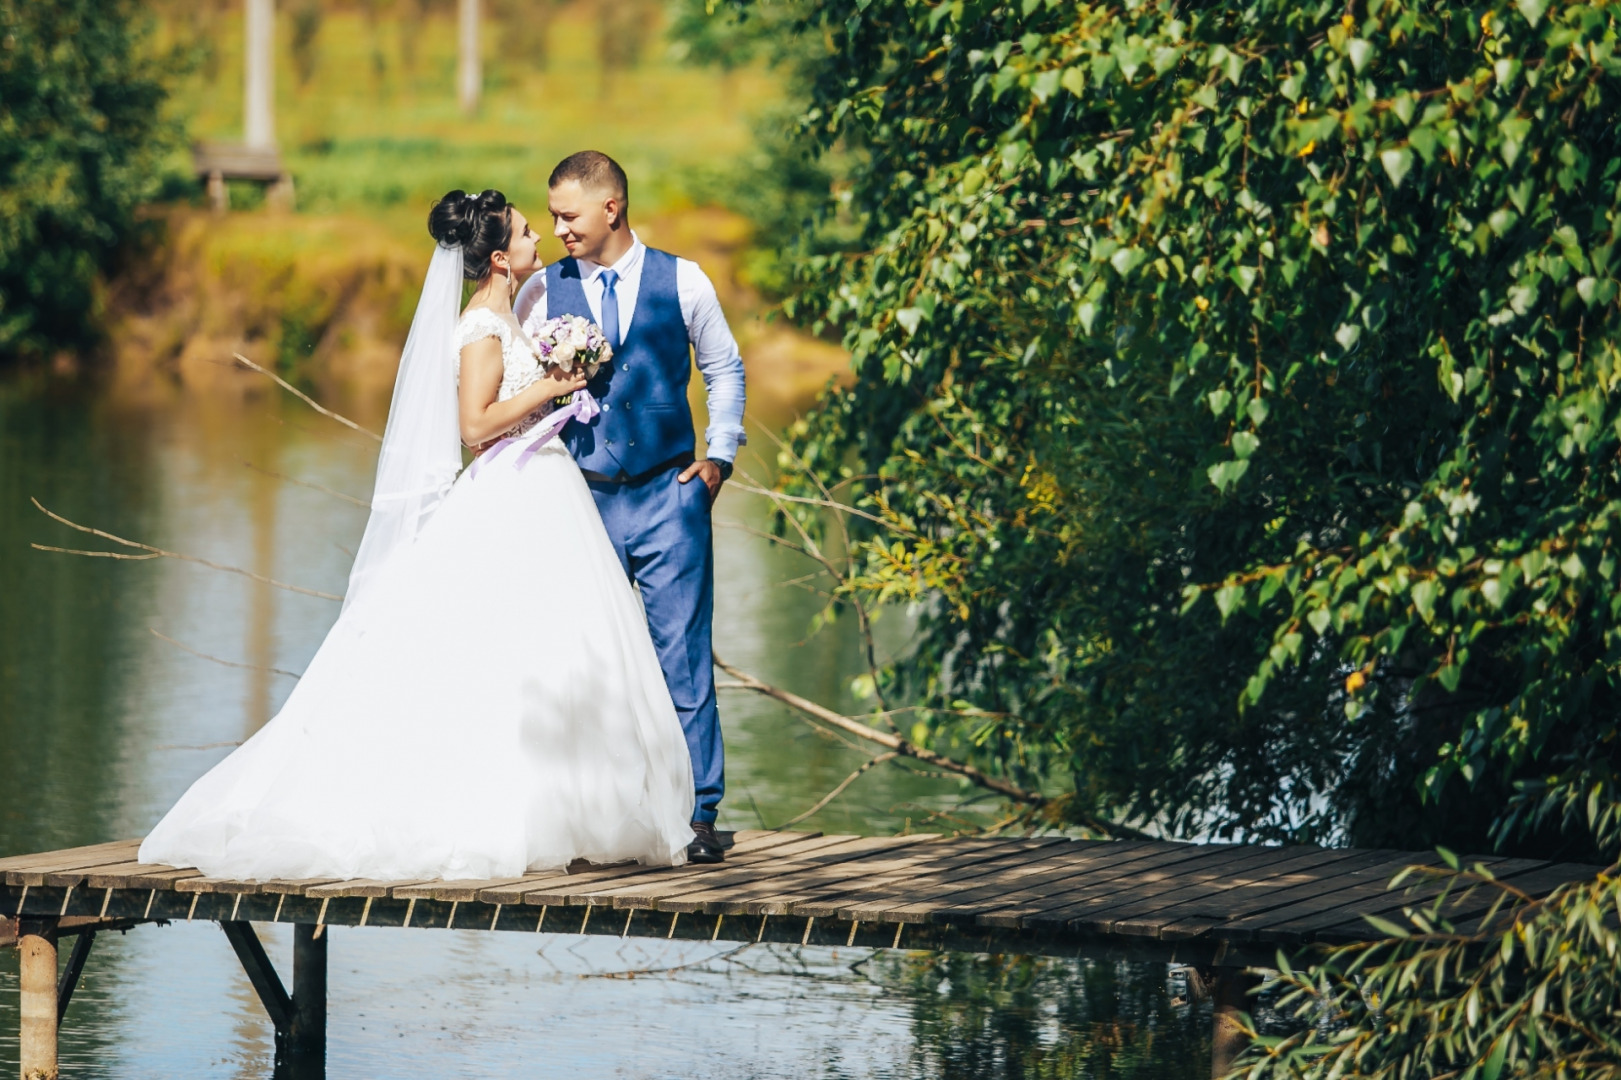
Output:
[985, 843, 1277, 931]
[39, 853, 175, 889]
[896, 841, 1179, 925]
[1153, 848, 1438, 939]
[1110, 846, 1374, 939]
[477, 831, 846, 906]
[87, 865, 203, 891]
[1073, 846, 1364, 937]
[974, 843, 1247, 930]
[4, 843, 147, 886]
[1311, 860, 1601, 944]
[512, 830, 888, 908]
[175, 878, 267, 895]
[1220, 854, 1489, 943]
[781, 838, 1082, 921]
[392, 878, 530, 902]
[253, 879, 345, 897]
[660, 836, 1031, 917]
[178, 832, 810, 902]
[305, 878, 441, 900]
[0, 841, 142, 875]
[1248, 857, 1545, 943]
[891, 840, 1266, 930]
[544, 835, 915, 909]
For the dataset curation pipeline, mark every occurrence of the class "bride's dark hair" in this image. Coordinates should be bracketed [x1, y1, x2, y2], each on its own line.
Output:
[427, 189, 513, 281]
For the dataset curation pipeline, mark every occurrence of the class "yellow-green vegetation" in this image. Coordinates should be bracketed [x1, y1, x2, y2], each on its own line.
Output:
[156, 2, 779, 217]
[106, 2, 839, 407]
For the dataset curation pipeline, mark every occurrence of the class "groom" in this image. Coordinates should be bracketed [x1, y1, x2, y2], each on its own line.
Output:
[516, 151, 744, 864]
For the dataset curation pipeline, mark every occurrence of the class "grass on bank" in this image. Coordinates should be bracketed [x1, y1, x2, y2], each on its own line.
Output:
[155, 4, 780, 220]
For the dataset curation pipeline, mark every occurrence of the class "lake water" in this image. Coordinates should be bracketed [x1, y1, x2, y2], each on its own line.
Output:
[0, 367, 1211, 1077]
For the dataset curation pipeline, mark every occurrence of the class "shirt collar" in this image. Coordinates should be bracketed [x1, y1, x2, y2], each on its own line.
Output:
[580, 232, 644, 284]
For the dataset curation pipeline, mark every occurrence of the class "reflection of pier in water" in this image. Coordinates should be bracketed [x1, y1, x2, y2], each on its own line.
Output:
[1, 830, 1600, 1079]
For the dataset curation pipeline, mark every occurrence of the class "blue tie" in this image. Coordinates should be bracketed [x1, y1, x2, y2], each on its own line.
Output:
[599, 269, 621, 351]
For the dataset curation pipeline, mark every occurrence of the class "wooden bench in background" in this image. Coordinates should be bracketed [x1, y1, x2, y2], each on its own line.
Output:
[191, 141, 294, 213]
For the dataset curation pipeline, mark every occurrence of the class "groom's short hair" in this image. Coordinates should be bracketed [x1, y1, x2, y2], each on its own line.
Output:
[550, 151, 629, 208]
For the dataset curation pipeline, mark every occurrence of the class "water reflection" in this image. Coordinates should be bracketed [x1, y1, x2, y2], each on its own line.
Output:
[0, 368, 1204, 1077]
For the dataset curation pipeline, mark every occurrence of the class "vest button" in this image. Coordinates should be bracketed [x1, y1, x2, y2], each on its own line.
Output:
[629, 440, 636, 447]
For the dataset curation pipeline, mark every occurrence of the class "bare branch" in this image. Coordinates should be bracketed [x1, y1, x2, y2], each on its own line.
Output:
[31, 498, 344, 602]
[232, 353, 382, 442]
[714, 654, 1147, 839]
[149, 628, 303, 679]
[776, 753, 899, 829]
[243, 462, 370, 508]
[715, 652, 1044, 806]
[30, 545, 160, 561]
[728, 479, 897, 531]
[153, 740, 246, 752]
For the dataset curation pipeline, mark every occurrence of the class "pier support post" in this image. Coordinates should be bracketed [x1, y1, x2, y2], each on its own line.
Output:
[1210, 967, 1262, 1077]
[288, 924, 327, 1067]
[18, 917, 59, 1080]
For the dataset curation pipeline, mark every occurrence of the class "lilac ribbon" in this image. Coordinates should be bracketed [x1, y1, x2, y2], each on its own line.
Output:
[470, 389, 600, 478]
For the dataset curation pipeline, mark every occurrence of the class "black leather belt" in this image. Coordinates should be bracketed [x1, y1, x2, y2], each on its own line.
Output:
[580, 452, 695, 485]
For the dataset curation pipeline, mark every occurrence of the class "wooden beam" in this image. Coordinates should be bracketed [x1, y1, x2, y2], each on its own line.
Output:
[220, 921, 292, 1034]
[55, 929, 96, 1025]
[1209, 967, 1262, 1077]
[289, 923, 327, 1066]
[18, 916, 59, 1080]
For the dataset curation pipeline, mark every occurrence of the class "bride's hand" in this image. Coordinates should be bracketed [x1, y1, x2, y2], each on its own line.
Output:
[536, 368, 589, 399]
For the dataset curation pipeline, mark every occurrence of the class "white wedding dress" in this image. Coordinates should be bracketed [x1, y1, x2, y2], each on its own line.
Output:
[139, 306, 696, 881]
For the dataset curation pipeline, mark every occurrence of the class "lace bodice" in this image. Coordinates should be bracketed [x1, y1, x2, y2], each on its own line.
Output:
[455, 307, 553, 439]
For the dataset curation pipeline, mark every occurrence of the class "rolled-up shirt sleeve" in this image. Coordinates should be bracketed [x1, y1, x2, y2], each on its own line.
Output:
[677, 259, 747, 464]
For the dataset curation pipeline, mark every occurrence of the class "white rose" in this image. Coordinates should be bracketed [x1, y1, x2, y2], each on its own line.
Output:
[552, 342, 577, 367]
[567, 328, 589, 350]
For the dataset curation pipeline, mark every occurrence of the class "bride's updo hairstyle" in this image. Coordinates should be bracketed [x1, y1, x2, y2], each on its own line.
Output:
[427, 189, 514, 281]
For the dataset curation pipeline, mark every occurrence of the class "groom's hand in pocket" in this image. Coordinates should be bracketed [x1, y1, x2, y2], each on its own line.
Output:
[678, 459, 725, 505]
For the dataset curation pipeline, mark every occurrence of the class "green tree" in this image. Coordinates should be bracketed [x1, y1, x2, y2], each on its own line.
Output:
[1241, 845, 1621, 1080]
[716, 0, 1621, 859]
[0, 0, 175, 360]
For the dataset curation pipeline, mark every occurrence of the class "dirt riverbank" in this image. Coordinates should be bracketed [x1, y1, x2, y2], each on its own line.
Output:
[101, 207, 846, 428]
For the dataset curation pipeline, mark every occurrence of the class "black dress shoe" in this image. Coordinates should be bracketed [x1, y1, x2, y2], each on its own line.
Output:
[687, 821, 725, 864]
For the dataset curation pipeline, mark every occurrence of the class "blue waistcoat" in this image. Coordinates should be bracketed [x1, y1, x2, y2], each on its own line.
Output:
[547, 249, 694, 479]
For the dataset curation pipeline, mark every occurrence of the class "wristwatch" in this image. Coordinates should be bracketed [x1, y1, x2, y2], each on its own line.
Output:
[714, 459, 734, 481]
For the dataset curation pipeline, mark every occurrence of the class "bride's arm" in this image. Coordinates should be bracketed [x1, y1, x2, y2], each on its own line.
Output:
[457, 338, 587, 447]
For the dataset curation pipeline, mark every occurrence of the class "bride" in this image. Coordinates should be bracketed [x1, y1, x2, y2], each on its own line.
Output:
[139, 190, 697, 881]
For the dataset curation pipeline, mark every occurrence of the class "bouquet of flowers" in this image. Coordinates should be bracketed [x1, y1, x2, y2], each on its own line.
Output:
[533, 314, 612, 377]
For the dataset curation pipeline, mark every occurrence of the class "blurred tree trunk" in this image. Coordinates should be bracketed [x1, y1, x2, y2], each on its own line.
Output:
[458, 0, 480, 113]
[244, 0, 276, 148]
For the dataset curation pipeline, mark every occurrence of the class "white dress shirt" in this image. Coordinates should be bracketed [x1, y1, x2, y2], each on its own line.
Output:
[515, 233, 747, 464]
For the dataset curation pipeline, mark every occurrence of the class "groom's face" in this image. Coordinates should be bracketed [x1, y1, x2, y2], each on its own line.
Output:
[548, 180, 621, 263]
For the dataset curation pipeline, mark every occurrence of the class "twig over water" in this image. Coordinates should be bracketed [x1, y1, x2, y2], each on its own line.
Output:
[30, 497, 344, 602]
[150, 628, 303, 680]
[231, 353, 382, 442]
[243, 461, 370, 508]
[776, 753, 899, 829]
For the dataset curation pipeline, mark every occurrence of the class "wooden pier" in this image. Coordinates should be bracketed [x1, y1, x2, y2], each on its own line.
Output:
[1, 830, 1600, 1079]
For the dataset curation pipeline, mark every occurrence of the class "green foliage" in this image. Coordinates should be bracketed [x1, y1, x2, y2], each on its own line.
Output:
[1240, 856, 1621, 1079]
[734, 0, 1621, 852]
[0, 0, 176, 358]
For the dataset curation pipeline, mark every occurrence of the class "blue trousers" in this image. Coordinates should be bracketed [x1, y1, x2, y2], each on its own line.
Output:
[586, 465, 723, 824]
